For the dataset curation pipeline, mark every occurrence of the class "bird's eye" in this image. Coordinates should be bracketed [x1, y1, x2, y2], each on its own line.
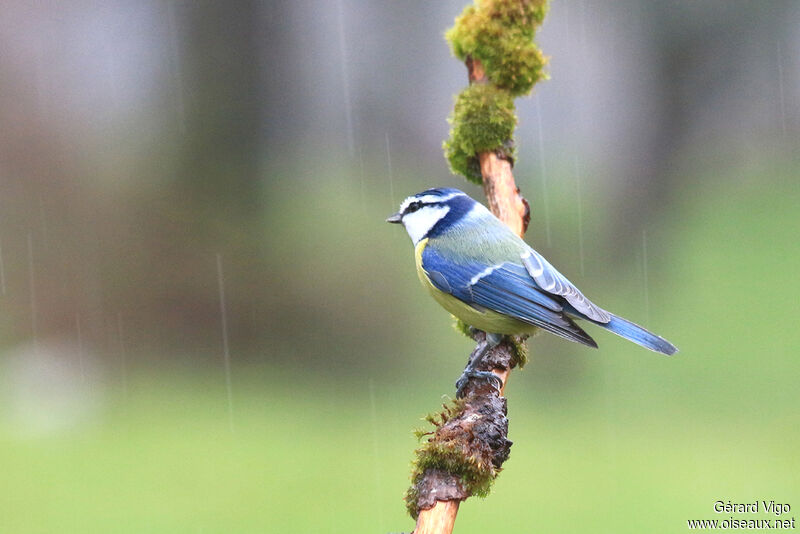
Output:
[406, 201, 422, 214]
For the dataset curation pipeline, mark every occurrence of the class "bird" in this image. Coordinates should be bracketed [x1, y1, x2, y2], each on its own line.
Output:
[387, 187, 677, 393]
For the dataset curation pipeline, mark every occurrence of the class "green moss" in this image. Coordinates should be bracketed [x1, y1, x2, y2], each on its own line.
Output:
[404, 440, 497, 518]
[404, 397, 496, 518]
[452, 316, 476, 339]
[444, 84, 517, 183]
[510, 335, 530, 368]
[446, 0, 549, 96]
[405, 486, 422, 519]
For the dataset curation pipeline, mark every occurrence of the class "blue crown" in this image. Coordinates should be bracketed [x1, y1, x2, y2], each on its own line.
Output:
[416, 187, 466, 199]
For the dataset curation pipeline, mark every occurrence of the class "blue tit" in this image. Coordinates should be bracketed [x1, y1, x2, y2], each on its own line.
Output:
[387, 187, 677, 359]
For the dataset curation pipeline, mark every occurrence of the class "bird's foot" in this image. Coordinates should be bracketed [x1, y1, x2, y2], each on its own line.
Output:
[455, 370, 503, 399]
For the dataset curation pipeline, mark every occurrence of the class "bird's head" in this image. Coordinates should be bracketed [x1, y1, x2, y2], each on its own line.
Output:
[386, 188, 477, 244]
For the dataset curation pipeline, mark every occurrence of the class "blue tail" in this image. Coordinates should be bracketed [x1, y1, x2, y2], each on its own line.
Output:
[597, 314, 678, 355]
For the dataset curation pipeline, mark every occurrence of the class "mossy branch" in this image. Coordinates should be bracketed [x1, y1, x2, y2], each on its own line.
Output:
[444, 0, 549, 185]
[447, 0, 548, 96]
[407, 1, 548, 532]
[405, 331, 515, 520]
[444, 85, 517, 184]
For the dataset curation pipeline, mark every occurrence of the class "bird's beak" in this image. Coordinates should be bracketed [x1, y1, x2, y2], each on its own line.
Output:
[386, 212, 402, 224]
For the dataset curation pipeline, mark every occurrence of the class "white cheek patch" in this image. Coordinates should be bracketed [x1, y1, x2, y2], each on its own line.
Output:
[403, 205, 450, 244]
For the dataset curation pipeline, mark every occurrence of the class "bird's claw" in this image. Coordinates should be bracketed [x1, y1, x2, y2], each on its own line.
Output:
[455, 370, 503, 398]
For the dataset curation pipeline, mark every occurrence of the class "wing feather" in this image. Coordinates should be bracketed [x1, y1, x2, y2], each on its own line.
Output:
[422, 246, 596, 347]
[521, 249, 611, 323]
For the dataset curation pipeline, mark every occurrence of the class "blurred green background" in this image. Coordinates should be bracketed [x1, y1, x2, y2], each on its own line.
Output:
[0, 1, 798, 533]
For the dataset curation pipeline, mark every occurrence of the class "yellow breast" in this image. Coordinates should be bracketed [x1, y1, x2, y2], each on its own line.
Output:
[414, 238, 538, 336]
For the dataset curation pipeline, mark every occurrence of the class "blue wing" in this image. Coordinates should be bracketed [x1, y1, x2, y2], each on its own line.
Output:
[422, 246, 597, 348]
[521, 248, 611, 323]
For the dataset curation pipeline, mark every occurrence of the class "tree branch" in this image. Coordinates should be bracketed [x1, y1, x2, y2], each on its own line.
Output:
[410, 57, 531, 534]
[407, 1, 548, 530]
[468, 55, 531, 237]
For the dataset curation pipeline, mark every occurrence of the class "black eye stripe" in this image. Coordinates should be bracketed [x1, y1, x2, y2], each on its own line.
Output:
[404, 200, 443, 214]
